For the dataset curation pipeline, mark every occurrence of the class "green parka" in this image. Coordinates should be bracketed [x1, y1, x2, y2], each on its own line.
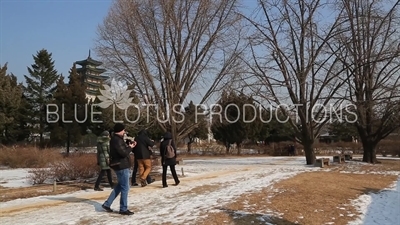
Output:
[97, 135, 111, 170]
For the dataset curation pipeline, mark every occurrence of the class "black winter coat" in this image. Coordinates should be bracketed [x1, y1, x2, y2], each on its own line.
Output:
[160, 132, 177, 166]
[133, 130, 155, 160]
[109, 133, 132, 170]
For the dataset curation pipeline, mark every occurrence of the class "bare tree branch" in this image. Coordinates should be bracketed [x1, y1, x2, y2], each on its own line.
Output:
[95, 0, 245, 142]
[241, 0, 346, 164]
[334, 0, 400, 163]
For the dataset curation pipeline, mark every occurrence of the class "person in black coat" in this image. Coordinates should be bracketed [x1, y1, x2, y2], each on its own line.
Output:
[132, 129, 155, 187]
[102, 123, 136, 215]
[159, 132, 180, 188]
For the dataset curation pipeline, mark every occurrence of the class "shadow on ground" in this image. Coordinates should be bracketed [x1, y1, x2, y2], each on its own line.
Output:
[45, 196, 103, 212]
[216, 207, 300, 225]
[351, 187, 384, 195]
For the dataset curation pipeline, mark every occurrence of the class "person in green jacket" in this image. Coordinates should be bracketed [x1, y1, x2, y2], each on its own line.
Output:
[94, 131, 114, 191]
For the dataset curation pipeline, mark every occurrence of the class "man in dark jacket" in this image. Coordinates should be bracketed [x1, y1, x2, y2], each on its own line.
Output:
[129, 138, 154, 186]
[132, 129, 155, 187]
[102, 123, 136, 216]
[159, 132, 180, 188]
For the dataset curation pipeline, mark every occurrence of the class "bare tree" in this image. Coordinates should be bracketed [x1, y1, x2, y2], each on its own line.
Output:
[95, 0, 244, 143]
[242, 0, 347, 164]
[334, 0, 400, 163]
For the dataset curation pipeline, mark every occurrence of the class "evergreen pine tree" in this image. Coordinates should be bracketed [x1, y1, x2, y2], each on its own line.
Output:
[0, 63, 24, 144]
[184, 101, 208, 153]
[24, 49, 59, 148]
[51, 64, 88, 154]
[67, 63, 89, 148]
[49, 76, 67, 144]
[211, 91, 262, 154]
[14, 93, 32, 143]
[88, 92, 107, 136]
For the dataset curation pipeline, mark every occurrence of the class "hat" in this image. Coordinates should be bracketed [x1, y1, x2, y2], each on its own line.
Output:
[113, 123, 125, 133]
[100, 130, 110, 137]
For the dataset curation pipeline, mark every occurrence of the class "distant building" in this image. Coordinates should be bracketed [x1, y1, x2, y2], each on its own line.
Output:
[318, 132, 358, 143]
[75, 51, 109, 102]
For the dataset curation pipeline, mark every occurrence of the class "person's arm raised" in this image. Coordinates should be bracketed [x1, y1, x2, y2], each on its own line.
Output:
[115, 140, 134, 157]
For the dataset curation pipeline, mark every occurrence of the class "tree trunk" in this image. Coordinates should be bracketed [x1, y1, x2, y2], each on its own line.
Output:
[362, 141, 377, 163]
[225, 142, 230, 154]
[66, 129, 71, 156]
[39, 132, 44, 149]
[187, 141, 192, 153]
[237, 143, 241, 155]
[39, 109, 45, 149]
[171, 121, 182, 152]
[303, 141, 316, 165]
[263, 146, 268, 155]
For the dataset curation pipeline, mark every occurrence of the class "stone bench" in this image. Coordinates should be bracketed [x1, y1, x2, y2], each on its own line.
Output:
[176, 157, 183, 165]
[315, 158, 330, 168]
[344, 154, 352, 160]
[333, 155, 345, 163]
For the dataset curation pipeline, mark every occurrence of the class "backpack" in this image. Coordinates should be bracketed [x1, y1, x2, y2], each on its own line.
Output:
[165, 139, 175, 159]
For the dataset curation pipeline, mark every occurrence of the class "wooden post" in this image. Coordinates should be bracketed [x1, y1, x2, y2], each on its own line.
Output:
[53, 180, 57, 192]
[181, 167, 184, 177]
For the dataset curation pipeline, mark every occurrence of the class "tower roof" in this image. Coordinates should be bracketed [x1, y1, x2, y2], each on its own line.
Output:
[75, 50, 103, 66]
[84, 74, 109, 80]
[75, 57, 103, 66]
[76, 67, 106, 73]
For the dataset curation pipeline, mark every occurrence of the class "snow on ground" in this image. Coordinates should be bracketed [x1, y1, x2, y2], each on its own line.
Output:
[0, 156, 399, 225]
[349, 178, 400, 225]
[0, 168, 32, 188]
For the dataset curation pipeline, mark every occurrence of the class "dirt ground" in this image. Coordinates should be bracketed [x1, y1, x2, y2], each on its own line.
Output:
[0, 157, 399, 225]
[196, 159, 400, 225]
[0, 183, 93, 202]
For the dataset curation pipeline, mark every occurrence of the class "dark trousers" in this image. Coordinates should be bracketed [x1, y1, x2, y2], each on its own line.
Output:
[162, 165, 179, 187]
[95, 169, 113, 188]
[131, 159, 152, 185]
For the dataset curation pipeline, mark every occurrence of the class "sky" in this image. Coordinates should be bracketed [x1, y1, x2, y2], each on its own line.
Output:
[0, 0, 247, 105]
[0, 0, 259, 106]
[0, 0, 112, 81]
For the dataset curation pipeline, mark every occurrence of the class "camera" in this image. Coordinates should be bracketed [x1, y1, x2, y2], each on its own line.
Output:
[126, 139, 133, 145]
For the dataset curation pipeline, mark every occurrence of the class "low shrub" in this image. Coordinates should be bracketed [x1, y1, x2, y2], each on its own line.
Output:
[376, 140, 400, 157]
[27, 168, 53, 184]
[184, 142, 227, 155]
[200, 143, 227, 155]
[27, 153, 98, 184]
[52, 153, 98, 181]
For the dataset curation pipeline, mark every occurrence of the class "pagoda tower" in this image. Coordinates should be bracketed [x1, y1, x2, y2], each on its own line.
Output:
[75, 50, 109, 102]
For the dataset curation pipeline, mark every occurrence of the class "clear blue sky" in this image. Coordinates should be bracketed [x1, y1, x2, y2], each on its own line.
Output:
[0, 0, 112, 82]
[0, 0, 259, 105]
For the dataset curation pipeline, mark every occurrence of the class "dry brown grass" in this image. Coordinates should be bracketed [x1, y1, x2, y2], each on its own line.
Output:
[264, 172, 396, 225]
[75, 218, 94, 225]
[176, 184, 225, 198]
[0, 147, 64, 168]
[196, 160, 399, 225]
